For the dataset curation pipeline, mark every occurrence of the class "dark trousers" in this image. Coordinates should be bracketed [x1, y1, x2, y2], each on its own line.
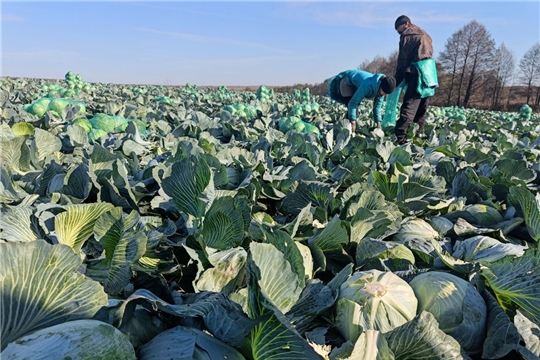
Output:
[395, 78, 429, 144]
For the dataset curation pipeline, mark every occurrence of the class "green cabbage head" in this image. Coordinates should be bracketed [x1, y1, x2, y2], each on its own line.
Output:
[335, 269, 418, 342]
[409, 271, 487, 354]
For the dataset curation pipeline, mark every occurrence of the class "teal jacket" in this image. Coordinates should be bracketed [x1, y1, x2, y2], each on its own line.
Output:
[344, 70, 385, 123]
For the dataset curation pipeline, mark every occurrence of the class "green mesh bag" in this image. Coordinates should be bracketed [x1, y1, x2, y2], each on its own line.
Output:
[413, 58, 439, 98]
[89, 114, 116, 132]
[382, 84, 404, 129]
[279, 116, 321, 137]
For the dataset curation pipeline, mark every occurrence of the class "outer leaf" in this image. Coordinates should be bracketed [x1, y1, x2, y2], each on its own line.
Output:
[161, 156, 214, 219]
[349, 330, 395, 360]
[481, 247, 540, 323]
[36, 160, 64, 196]
[514, 310, 540, 357]
[508, 186, 540, 241]
[86, 210, 148, 295]
[61, 162, 92, 201]
[139, 325, 246, 360]
[309, 215, 349, 252]
[115, 289, 256, 348]
[0, 136, 32, 174]
[370, 170, 398, 201]
[261, 226, 307, 288]
[384, 311, 470, 360]
[246, 257, 324, 360]
[493, 158, 536, 183]
[481, 290, 522, 359]
[388, 147, 412, 166]
[1, 320, 136, 360]
[54, 202, 115, 253]
[196, 247, 247, 293]
[0, 164, 28, 203]
[286, 280, 335, 334]
[0, 240, 108, 350]
[200, 196, 250, 250]
[0, 204, 39, 242]
[250, 242, 303, 314]
[31, 128, 62, 162]
[282, 181, 334, 215]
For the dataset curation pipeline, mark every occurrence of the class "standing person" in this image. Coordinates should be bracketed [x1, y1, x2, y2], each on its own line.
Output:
[326, 69, 396, 133]
[393, 15, 438, 144]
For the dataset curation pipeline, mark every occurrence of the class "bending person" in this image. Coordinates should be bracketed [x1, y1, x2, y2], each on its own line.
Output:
[327, 69, 397, 133]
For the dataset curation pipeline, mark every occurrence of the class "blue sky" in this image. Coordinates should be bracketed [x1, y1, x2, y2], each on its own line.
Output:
[2, 1, 539, 86]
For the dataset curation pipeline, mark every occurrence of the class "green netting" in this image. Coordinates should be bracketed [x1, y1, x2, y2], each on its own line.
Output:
[24, 97, 86, 117]
[86, 114, 146, 137]
[222, 103, 262, 119]
[153, 96, 174, 105]
[256, 85, 274, 101]
[382, 85, 403, 129]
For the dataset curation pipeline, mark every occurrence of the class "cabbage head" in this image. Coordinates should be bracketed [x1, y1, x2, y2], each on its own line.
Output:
[335, 269, 418, 342]
[90, 113, 116, 133]
[409, 271, 487, 354]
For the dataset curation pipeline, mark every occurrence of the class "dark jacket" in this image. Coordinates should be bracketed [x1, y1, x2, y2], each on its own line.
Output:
[394, 24, 433, 85]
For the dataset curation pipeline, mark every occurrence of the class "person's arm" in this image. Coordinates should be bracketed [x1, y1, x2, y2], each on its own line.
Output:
[373, 95, 384, 126]
[347, 85, 368, 123]
[394, 36, 413, 85]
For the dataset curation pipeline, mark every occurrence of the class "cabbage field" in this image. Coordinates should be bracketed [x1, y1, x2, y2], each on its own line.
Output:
[1, 72, 540, 360]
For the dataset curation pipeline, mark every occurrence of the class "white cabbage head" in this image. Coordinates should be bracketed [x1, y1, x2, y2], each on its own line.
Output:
[335, 269, 418, 342]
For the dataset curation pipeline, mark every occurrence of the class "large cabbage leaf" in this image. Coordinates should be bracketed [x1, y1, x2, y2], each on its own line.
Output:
[0, 240, 108, 350]
[54, 202, 115, 252]
[481, 247, 540, 323]
[200, 195, 250, 250]
[245, 256, 324, 360]
[161, 155, 215, 219]
[0, 203, 40, 242]
[508, 186, 540, 242]
[1, 320, 136, 360]
[85, 209, 148, 295]
[139, 325, 245, 360]
[250, 242, 303, 314]
[384, 311, 471, 360]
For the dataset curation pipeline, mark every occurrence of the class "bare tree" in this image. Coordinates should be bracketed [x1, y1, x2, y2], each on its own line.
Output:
[518, 42, 540, 104]
[438, 20, 495, 107]
[461, 21, 495, 107]
[438, 29, 465, 106]
[358, 51, 398, 77]
[490, 43, 515, 108]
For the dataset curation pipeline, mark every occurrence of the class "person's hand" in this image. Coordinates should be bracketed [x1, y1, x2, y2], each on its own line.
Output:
[350, 120, 357, 133]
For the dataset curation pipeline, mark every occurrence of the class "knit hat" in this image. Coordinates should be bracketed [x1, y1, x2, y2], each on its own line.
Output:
[394, 15, 411, 29]
[380, 76, 397, 94]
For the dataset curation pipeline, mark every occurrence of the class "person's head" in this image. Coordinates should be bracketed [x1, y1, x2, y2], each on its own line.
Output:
[378, 76, 397, 97]
[394, 15, 411, 34]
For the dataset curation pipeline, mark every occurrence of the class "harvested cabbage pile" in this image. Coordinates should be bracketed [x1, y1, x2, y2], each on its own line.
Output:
[222, 103, 262, 119]
[289, 102, 321, 118]
[23, 97, 86, 117]
[278, 116, 321, 136]
[256, 85, 274, 102]
[72, 114, 147, 141]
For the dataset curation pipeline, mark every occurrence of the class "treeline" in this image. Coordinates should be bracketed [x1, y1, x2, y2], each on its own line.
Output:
[274, 20, 540, 113]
